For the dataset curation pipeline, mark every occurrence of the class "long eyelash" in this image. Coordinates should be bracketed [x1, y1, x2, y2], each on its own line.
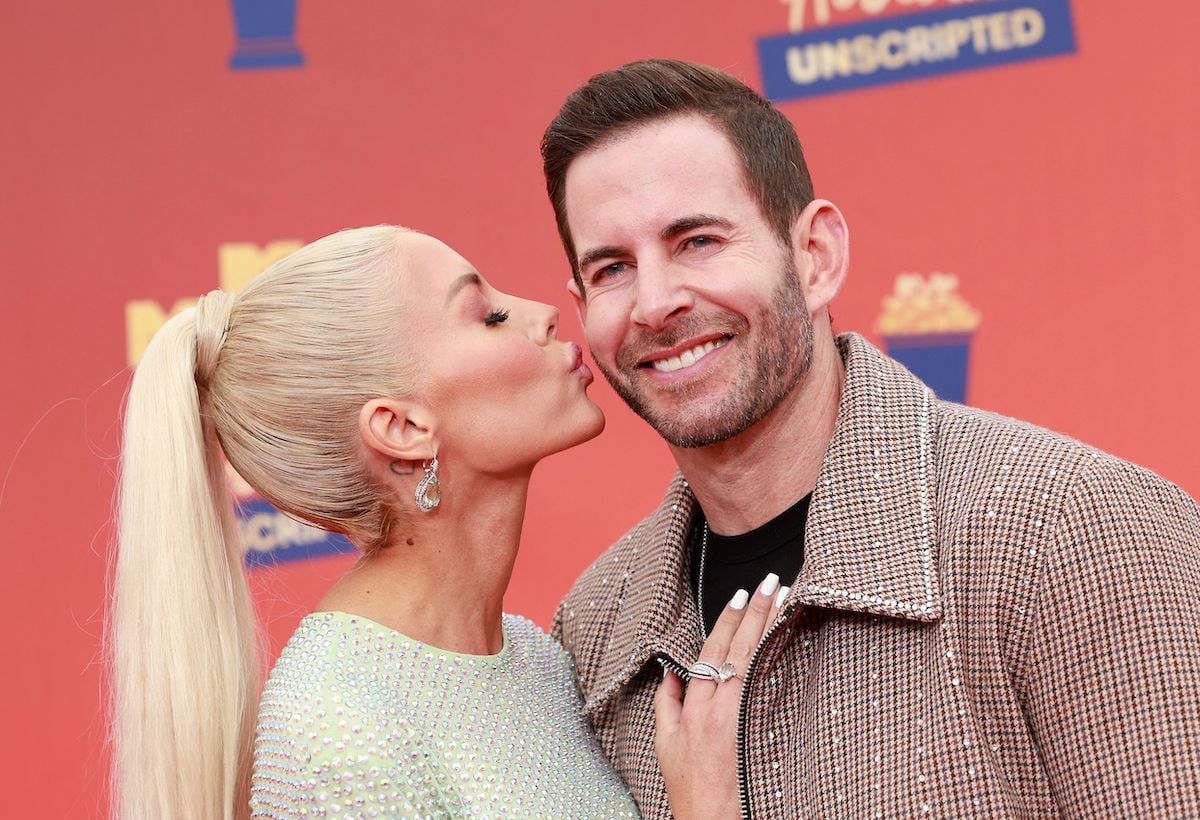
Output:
[484, 307, 510, 326]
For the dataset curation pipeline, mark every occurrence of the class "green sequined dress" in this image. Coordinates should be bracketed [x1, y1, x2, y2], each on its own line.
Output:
[250, 611, 640, 818]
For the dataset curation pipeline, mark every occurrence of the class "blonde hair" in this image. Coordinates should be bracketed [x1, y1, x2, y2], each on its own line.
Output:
[111, 225, 415, 819]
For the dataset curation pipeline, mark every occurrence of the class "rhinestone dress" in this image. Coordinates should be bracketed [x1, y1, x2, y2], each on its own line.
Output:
[250, 611, 640, 818]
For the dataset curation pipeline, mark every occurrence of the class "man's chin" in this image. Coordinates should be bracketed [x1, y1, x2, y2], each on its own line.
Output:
[648, 417, 745, 449]
[599, 368, 742, 445]
[630, 400, 747, 449]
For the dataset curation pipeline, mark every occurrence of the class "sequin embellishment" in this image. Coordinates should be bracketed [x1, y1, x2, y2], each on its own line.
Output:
[250, 612, 639, 818]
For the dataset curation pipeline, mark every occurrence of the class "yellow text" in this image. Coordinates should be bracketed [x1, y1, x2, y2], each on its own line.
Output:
[124, 239, 303, 366]
[781, 0, 987, 33]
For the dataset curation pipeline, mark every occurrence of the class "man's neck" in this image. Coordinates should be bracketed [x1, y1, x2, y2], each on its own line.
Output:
[671, 332, 844, 536]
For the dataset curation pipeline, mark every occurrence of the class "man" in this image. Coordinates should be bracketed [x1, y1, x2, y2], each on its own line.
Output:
[542, 59, 1200, 817]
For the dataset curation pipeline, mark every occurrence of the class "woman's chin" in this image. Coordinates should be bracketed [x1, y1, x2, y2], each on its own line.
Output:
[581, 403, 607, 442]
[556, 406, 607, 454]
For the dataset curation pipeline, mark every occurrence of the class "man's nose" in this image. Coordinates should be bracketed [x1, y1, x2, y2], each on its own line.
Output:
[629, 262, 692, 331]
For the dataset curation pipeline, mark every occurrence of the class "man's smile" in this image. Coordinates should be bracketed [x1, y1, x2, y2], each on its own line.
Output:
[634, 333, 734, 374]
[645, 336, 732, 373]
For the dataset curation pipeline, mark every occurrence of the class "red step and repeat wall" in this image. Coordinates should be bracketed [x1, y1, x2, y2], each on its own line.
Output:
[3, 1, 1197, 814]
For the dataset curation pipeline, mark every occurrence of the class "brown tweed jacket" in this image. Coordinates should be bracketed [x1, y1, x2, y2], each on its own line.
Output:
[554, 333, 1200, 818]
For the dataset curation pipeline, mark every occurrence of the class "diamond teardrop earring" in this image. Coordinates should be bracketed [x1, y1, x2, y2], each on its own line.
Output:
[415, 456, 441, 512]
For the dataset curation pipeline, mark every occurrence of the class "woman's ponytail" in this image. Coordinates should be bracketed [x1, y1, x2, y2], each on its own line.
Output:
[111, 225, 417, 817]
[112, 291, 258, 819]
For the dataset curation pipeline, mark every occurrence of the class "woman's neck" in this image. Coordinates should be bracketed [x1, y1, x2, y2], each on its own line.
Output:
[317, 472, 531, 655]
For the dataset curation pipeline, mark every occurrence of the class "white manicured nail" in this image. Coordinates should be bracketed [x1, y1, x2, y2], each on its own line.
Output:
[759, 573, 780, 597]
[775, 586, 790, 608]
[730, 589, 750, 610]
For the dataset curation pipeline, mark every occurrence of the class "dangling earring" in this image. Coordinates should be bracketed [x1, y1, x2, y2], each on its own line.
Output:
[415, 455, 441, 512]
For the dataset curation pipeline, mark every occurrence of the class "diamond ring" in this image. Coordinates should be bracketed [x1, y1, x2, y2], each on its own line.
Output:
[687, 660, 738, 683]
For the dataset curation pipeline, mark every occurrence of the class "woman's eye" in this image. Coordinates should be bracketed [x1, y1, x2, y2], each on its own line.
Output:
[484, 307, 510, 326]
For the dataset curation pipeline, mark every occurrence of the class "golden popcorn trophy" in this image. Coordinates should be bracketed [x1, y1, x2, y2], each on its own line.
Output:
[877, 273, 981, 404]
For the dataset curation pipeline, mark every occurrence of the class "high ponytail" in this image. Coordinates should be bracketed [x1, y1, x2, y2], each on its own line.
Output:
[111, 225, 418, 818]
[112, 294, 258, 819]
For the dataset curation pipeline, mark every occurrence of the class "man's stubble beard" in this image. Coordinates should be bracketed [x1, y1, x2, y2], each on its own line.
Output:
[595, 259, 814, 449]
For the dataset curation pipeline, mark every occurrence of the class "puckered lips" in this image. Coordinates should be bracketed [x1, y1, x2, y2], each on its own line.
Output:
[636, 333, 733, 376]
[569, 341, 594, 385]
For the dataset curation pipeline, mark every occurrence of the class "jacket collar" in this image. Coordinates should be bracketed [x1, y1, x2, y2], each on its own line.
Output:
[582, 333, 942, 715]
[795, 333, 943, 622]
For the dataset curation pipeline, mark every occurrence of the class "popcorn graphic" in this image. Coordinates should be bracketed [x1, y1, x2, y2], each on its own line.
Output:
[876, 273, 981, 404]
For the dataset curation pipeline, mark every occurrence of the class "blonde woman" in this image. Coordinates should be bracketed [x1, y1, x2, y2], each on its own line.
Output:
[112, 225, 779, 819]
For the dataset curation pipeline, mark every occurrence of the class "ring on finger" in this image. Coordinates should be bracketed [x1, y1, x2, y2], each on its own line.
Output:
[687, 660, 739, 683]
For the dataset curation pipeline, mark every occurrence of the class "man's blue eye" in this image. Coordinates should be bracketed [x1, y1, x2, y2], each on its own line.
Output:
[484, 307, 510, 326]
[596, 262, 627, 281]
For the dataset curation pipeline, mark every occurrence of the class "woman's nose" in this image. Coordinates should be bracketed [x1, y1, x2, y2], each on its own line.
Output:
[530, 300, 559, 344]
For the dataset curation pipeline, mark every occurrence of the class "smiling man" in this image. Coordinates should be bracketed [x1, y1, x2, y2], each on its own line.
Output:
[542, 59, 1200, 818]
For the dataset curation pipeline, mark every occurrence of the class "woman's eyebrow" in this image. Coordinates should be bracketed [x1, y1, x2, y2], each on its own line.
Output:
[445, 271, 482, 305]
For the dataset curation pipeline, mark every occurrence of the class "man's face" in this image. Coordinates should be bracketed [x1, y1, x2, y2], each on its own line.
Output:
[563, 113, 813, 448]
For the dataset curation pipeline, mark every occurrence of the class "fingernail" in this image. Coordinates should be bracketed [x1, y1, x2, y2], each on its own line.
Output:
[759, 573, 780, 597]
[730, 589, 750, 610]
[775, 586, 790, 608]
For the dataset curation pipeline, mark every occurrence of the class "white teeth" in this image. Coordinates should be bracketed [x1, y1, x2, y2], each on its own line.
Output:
[651, 338, 727, 373]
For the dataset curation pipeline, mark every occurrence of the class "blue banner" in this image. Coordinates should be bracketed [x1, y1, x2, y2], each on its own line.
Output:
[758, 0, 1075, 101]
[237, 497, 356, 567]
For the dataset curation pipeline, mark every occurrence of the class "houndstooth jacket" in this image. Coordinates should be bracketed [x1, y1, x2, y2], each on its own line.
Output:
[553, 333, 1200, 818]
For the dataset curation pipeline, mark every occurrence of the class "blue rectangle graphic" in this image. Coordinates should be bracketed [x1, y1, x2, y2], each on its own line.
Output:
[757, 0, 1076, 102]
[237, 497, 356, 567]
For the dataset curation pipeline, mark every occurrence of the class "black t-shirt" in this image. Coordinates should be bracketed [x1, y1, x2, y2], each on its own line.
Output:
[689, 493, 811, 635]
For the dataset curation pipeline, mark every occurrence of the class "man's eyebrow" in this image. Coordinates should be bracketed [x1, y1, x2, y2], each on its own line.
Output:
[660, 214, 732, 239]
[576, 216, 733, 271]
[577, 245, 627, 272]
[576, 215, 734, 270]
[445, 271, 482, 305]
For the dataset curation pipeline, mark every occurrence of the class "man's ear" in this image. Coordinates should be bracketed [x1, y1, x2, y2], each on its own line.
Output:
[358, 398, 437, 465]
[789, 198, 850, 316]
[567, 276, 587, 326]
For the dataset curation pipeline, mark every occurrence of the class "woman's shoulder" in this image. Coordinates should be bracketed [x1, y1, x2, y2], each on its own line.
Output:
[252, 612, 464, 817]
[258, 609, 434, 725]
[259, 611, 365, 699]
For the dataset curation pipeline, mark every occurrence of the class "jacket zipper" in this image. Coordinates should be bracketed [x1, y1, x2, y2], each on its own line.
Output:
[654, 600, 798, 820]
[653, 652, 693, 681]
[736, 603, 798, 819]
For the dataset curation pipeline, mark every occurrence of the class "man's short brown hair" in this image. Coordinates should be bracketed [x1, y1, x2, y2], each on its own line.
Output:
[541, 58, 815, 294]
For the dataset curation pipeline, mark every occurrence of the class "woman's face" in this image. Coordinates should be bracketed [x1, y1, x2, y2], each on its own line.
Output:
[403, 233, 605, 475]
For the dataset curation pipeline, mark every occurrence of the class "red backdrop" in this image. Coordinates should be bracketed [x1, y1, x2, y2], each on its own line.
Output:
[3, 1, 1197, 815]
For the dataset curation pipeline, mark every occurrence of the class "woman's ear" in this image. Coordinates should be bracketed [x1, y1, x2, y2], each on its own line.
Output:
[789, 198, 850, 316]
[358, 399, 437, 466]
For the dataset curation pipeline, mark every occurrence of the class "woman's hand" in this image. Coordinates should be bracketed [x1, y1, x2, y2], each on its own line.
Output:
[654, 574, 788, 820]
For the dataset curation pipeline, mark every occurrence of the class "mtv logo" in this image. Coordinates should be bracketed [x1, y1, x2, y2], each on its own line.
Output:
[229, 0, 304, 71]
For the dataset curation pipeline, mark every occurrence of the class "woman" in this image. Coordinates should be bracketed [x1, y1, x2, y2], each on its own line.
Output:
[112, 225, 776, 819]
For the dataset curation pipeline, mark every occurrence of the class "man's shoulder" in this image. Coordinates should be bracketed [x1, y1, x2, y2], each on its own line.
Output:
[559, 514, 658, 622]
[931, 398, 1099, 468]
[932, 398, 1197, 527]
[935, 399, 1110, 481]
[552, 481, 688, 659]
